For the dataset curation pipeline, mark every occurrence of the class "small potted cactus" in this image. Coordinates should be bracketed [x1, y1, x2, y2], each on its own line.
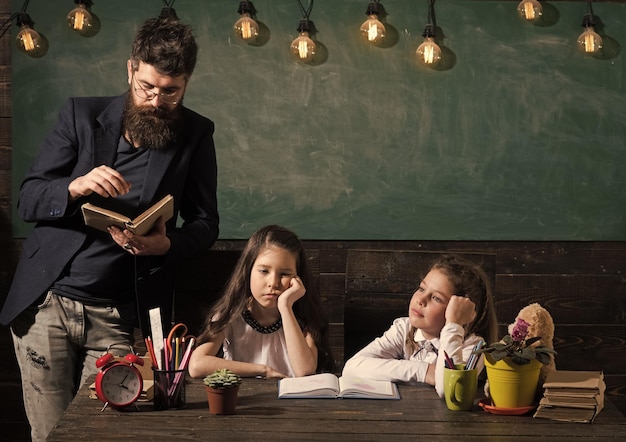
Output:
[203, 368, 242, 415]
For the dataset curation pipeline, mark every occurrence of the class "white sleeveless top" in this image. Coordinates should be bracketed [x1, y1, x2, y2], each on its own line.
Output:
[222, 313, 295, 377]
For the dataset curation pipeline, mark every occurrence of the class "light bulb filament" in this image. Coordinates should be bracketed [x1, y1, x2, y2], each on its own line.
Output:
[367, 22, 379, 42]
[583, 31, 596, 53]
[298, 40, 309, 59]
[423, 45, 435, 64]
[21, 31, 35, 51]
[74, 11, 85, 30]
[241, 20, 252, 39]
[523, 3, 536, 20]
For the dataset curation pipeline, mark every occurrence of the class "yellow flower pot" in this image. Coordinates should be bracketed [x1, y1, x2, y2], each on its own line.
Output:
[485, 355, 542, 408]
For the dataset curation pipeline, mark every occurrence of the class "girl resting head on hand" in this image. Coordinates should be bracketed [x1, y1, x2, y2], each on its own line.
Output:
[188, 225, 334, 379]
[342, 254, 498, 398]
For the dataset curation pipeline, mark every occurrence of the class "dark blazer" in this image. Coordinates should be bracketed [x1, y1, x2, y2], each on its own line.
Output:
[0, 94, 219, 335]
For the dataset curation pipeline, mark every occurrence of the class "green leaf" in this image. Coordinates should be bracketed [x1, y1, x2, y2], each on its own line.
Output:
[536, 346, 557, 355]
[492, 342, 510, 351]
[535, 352, 552, 365]
[520, 347, 535, 360]
[511, 355, 531, 365]
[491, 349, 508, 361]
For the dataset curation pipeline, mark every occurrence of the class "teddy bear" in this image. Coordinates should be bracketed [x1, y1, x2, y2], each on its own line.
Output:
[509, 302, 557, 390]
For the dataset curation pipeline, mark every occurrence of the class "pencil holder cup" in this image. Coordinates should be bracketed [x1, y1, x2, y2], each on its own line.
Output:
[152, 367, 187, 410]
[443, 364, 477, 411]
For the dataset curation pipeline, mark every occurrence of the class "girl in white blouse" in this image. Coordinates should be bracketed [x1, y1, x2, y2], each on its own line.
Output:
[342, 254, 498, 397]
[188, 225, 334, 379]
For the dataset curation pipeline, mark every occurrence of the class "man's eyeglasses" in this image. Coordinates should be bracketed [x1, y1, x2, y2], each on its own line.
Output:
[132, 75, 181, 105]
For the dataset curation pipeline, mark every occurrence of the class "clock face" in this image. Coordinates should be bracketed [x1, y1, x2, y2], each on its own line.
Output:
[97, 363, 143, 408]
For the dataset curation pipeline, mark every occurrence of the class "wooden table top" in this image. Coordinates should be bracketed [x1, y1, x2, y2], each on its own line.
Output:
[48, 376, 626, 441]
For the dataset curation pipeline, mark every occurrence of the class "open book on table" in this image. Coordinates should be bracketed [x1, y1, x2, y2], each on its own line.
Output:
[81, 194, 173, 236]
[278, 373, 400, 400]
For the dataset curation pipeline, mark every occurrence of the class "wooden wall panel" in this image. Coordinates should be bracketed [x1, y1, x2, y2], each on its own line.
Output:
[496, 274, 626, 324]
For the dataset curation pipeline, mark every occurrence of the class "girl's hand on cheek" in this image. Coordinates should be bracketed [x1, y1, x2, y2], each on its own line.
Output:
[278, 276, 306, 311]
[445, 295, 477, 326]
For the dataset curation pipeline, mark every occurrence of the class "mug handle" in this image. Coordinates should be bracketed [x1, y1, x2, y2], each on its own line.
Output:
[447, 378, 462, 405]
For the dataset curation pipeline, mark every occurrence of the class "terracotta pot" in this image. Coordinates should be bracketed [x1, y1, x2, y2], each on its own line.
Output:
[485, 355, 542, 408]
[205, 385, 240, 415]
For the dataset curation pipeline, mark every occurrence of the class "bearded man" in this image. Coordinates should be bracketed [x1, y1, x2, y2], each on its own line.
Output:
[0, 16, 218, 441]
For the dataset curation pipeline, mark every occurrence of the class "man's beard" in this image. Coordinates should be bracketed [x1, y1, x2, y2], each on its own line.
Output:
[122, 93, 182, 150]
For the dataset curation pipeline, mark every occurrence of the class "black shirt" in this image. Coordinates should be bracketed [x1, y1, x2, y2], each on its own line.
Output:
[52, 136, 151, 304]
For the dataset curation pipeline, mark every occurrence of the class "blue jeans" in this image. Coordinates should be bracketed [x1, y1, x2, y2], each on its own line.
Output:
[10, 291, 136, 441]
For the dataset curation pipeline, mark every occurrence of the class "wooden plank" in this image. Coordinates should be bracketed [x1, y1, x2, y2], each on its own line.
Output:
[496, 274, 626, 324]
[344, 293, 408, 360]
[304, 240, 626, 276]
[315, 247, 348, 273]
[328, 322, 343, 369]
[551, 325, 626, 373]
[174, 250, 240, 292]
[0, 146, 10, 169]
[346, 249, 496, 294]
[0, 82, 10, 117]
[0, 172, 11, 203]
[494, 242, 626, 275]
[319, 273, 345, 323]
[0, 118, 10, 146]
[304, 248, 320, 294]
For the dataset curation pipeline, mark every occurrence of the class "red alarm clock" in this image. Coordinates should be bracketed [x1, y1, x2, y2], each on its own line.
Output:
[94, 344, 144, 411]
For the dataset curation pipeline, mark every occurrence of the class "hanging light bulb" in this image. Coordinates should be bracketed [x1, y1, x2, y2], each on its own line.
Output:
[15, 13, 48, 58]
[416, 24, 441, 67]
[577, 12, 603, 55]
[416, 0, 442, 68]
[291, 19, 316, 63]
[360, 1, 385, 45]
[517, 0, 542, 23]
[67, 1, 95, 36]
[234, 1, 259, 42]
[291, 0, 317, 64]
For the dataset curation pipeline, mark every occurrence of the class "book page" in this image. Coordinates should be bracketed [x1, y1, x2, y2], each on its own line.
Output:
[338, 377, 400, 399]
[128, 194, 173, 235]
[278, 373, 340, 398]
[540, 396, 600, 408]
[534, 405, 597, 423]
[81, 204, 132, 233]
[545, 388, 603, 397]
[542, 370, 604, 390]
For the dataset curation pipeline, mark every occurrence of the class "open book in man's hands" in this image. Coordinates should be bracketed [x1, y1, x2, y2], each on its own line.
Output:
[81, 194, 173, 236]
[278, 373, 400, 400]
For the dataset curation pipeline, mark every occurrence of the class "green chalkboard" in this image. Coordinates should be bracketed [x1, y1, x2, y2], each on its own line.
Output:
[11, 0, 626, 240]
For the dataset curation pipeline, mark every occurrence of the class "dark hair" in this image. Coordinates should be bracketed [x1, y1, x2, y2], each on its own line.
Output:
[130, 17, 197, 78]
[197, 225, 335, 373]
[406, 254, 498, 352]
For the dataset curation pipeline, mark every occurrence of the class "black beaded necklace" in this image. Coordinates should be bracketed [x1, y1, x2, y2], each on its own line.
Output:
[242, 309, 282, 334]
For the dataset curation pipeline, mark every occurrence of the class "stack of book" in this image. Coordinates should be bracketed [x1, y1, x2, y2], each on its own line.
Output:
[533, 370, 605, 423]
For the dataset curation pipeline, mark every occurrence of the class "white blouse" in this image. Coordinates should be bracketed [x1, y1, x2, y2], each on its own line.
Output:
[342, 317, 484, 397]
[222, 314, 295, 377]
